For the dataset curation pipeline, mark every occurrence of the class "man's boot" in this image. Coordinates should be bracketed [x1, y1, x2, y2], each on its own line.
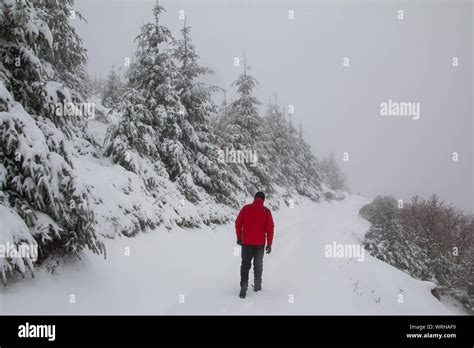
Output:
[239, 286, 247, 299]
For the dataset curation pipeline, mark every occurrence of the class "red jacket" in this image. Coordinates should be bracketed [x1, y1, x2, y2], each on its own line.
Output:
[235, 197, 274, 246]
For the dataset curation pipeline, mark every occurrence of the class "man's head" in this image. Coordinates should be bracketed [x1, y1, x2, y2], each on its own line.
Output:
[254, 191, 265, 201]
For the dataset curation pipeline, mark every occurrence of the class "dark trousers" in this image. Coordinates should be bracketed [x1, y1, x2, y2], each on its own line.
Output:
[240, 245, 265, 289]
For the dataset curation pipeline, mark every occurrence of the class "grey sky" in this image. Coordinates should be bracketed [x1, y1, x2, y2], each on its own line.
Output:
[74, 0, 473, 212]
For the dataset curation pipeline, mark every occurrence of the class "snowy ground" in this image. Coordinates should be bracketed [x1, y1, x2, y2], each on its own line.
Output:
[0, 194, 464, 315]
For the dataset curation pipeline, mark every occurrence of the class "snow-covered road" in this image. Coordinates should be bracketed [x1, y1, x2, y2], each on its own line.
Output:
[0, 195, 461, 314]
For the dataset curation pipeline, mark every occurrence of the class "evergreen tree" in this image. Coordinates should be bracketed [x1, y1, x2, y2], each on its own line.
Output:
[127, 3, 180, 117]
[123, 3, 201, 200]
[318, 153, 348, 191]
[171, 20, 243, 205]
[101, 67, 123, 108]
[263, 99, 292, 187]
[104, 87, 167, 192]
[223, 57, 271, 193]
[227, 56, 263, 145]
[263, 97, 323, 200]
[0, 0, 104, 284]
[0, 0, 89, 125]
[40, 0, 88, 97]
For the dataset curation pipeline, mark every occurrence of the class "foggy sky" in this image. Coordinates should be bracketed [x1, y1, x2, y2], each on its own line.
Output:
[74, 0, 473, 212]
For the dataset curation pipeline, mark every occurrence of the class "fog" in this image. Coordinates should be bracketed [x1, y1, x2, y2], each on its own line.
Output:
[75, 0, 473, 212]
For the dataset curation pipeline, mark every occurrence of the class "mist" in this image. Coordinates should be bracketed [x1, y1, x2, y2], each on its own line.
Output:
[75, 0, 473, 212]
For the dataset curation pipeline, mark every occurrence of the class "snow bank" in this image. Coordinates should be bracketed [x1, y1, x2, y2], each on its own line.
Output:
[0, 194, 460, 315]
[69, 118, 237, 238]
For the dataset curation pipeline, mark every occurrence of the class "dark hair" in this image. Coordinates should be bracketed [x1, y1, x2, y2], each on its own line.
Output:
[254, 191, 265, 201]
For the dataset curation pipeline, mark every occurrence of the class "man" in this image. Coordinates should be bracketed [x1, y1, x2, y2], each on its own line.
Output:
[235, 191, 274, 299]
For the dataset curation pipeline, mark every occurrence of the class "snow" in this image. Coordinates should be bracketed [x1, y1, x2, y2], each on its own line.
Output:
[71, 153, 166, 238]
[0, 205, 36, 283]
[0, 194, 459, 315]
[0, 205, 33, 247]
[0, 82, 14, 111]
[63, 118, 237, 237]
[43, 81, 72, 104]
[0, 0, 467, 316]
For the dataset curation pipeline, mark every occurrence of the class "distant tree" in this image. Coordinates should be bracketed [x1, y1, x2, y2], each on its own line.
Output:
[262, 97, 323, 200]
[318, 153, 348, 191]
[101, 67, 123, 108]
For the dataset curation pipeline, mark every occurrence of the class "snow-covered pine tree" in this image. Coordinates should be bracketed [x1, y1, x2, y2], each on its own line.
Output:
[90, 75, 105, 97]
[0, 0, 104, 284]
[228, 58, 262, 142]
[171, 20, 244, 205]
[263, 99, 292, 187]
[125, 3, 204, 201]
[318, 153, 348, 192]
[39, 0, 89, 99]
[0, 0, 89, 126]
[216, 89, 230, 126]
[292, 136, 323, 200]
[127, 3, 178, 118]
[104, 87, 168, 192]
[223, 57, 272, 194]
[263, 97, 322, 200]
[101, 67, 124, 108]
